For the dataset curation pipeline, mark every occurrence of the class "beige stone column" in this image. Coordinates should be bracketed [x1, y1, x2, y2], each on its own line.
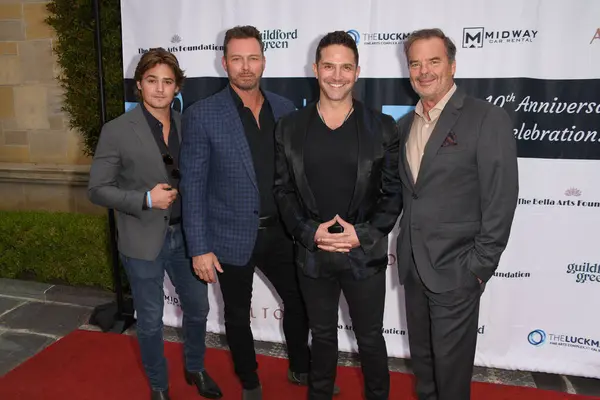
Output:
[0, 1, 101, 214]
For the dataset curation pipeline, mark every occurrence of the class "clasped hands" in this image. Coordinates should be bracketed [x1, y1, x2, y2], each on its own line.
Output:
[192, 215, 361, 283]
[314, 215, 360, 253]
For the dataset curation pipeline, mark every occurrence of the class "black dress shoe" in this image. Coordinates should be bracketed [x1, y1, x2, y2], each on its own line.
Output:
[288, 370, 341, 395]
[184, 370, 223, 399]
[150, 390, 170, 400]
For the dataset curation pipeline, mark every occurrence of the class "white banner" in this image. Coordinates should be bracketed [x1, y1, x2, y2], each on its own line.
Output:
[121, 0, 600, 379]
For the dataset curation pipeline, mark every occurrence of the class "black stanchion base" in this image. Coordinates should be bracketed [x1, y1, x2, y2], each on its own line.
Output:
[108, 316, 136, 334]
[88, 297, 135, 334]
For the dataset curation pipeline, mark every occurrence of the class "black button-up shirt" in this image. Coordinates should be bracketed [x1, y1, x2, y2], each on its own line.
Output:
[141, 104, 182, 224]
[229, 85, 277, 218]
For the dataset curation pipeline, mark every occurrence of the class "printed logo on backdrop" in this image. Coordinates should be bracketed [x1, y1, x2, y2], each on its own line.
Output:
[527, 329, 600, 353]
[566, 262, 600, 284]
[347, 29, 360, 44]
[346, 29, 411, 46]
[165, 293, 181, 308]
[338, 324, 406, 336]
[513, 96, 600, 121]
[591, 28, 600, 44]
[462, 27, 538, 48]
[262, 29, 299, 51]
[518, 188, 600, 208]
[137, 34, 223, 54]
[493, 271, 531, 279]
[528, 329, 547, 347]
[251, 305, 284, 320]
[388, 254, 396, 266]
[164, 293, 183, 319]
[482, 89, 600, 159]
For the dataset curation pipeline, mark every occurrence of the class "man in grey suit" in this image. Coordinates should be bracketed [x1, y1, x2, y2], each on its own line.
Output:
[88, 48, 222, 400]
[396, 29, 519, 400]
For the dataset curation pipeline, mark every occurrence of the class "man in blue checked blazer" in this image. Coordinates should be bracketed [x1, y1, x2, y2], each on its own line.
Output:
[180, 26, 325, 400]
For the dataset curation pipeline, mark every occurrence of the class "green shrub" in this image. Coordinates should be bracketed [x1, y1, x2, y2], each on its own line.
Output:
[46, 0, 124, 156]
[0, 211, 113, 290]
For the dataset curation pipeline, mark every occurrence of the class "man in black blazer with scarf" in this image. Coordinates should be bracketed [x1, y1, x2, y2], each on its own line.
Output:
[273, 31, 402, 400]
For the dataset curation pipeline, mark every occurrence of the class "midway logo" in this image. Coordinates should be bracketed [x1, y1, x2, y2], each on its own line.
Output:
[462, 27, 538, 48]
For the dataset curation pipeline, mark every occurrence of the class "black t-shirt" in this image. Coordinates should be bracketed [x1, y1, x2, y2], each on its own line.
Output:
[305, 111, 358, 275]
[304, 112, 358, 222]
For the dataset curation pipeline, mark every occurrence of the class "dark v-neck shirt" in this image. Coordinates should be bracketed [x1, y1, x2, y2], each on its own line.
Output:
[229, 86, 278, 218]
[304, 111, 358, 222]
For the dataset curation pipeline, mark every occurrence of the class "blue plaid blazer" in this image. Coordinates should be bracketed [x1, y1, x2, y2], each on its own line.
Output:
[180, 86, 296, 266]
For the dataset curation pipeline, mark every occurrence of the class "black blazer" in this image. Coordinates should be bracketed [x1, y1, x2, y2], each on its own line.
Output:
[273, 100, 403, 280]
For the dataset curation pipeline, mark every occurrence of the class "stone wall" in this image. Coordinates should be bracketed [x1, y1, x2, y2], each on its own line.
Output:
[0, 1, 101, 214]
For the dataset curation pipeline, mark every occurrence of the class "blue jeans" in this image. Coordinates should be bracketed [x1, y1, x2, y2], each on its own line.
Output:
[121, 224, 209, 392]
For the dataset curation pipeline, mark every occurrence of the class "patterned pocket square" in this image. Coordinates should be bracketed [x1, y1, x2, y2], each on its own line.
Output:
[441, 131, 458, 147]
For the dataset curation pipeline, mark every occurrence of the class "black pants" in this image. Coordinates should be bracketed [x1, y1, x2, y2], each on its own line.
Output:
[218, 224, 310, 389]
[299, 267, 389, 400]
[404, 255, 483, 400]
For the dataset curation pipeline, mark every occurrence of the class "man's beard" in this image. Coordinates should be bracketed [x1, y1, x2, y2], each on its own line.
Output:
[232, 73, 261, 91]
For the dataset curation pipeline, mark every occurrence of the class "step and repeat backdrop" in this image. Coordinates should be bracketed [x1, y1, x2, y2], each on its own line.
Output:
[120, 0, 600, 378]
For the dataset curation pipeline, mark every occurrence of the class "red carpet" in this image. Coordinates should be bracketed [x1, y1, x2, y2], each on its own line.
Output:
[0, 330, 596, 399]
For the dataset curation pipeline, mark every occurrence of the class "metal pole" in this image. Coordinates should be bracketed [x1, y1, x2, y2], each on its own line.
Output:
[92, 0, 129, 331]
[93, 0, 107, 126]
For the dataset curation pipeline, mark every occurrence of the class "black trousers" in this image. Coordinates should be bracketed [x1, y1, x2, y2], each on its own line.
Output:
[404, 254, 483, 400]
[218, 224, 310, 389]
[298, 266, 389, 400]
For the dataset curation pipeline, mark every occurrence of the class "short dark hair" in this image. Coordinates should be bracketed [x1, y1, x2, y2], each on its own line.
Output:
[404, 28, 457, 63]
[134, 47, 185, 98]
[223, 25, 264, 57]
[315, 31, 359, 65]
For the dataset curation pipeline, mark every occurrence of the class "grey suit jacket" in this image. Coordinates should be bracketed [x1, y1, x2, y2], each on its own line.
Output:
[88, 105, 181, 261]
[396, 88, 519, 293]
